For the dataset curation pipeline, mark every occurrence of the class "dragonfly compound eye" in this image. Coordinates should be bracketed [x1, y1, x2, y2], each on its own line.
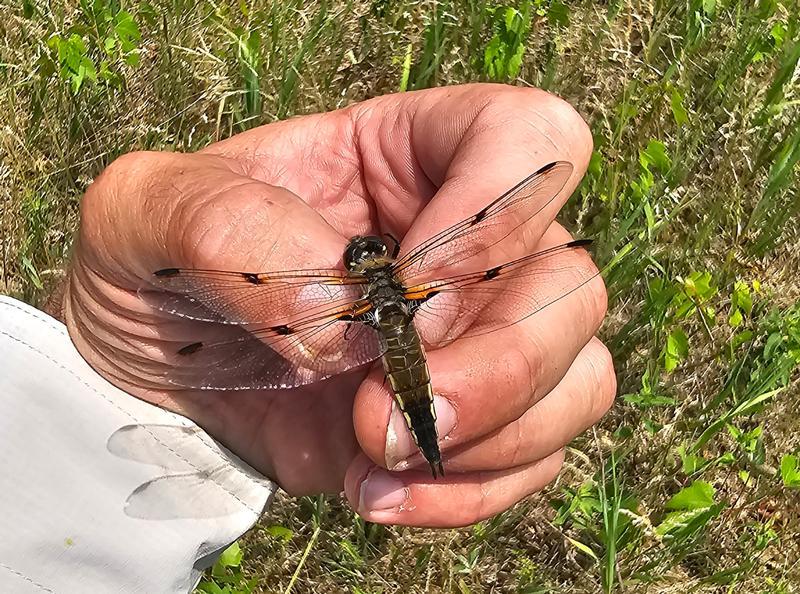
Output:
[344, 235, 387, 271]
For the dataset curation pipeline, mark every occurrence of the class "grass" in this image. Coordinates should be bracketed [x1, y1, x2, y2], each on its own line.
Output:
[2, 0, 800, 592]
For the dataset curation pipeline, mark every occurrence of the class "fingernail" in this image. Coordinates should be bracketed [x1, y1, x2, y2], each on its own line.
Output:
[385, 394, 457, 469]
[359, 470, 409, 513]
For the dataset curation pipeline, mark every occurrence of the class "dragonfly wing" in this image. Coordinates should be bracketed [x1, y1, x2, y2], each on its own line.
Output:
[393, 161, 574, 283]
[144, 268, 367, 325]
[154, 305, 384, 390]
[406, 240, 600, 347]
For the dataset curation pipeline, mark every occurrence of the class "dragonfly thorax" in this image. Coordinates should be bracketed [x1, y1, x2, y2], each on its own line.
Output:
[344, 235, 391, 273]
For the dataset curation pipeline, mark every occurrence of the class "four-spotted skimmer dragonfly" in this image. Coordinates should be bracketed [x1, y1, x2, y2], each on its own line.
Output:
[149, 161, 597, 477]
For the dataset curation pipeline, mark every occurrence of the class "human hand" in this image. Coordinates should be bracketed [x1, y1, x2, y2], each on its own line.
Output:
[65, 83, 615, 527]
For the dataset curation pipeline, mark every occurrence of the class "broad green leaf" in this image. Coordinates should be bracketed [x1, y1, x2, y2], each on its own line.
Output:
[683, 271, 715, 300]
[655, 508, 702, 537]
[640, 139, 671, 172]
[265, 524, 293, 542]
[217, 542, 243, 568]
[643, 418, 662, 433]
[780, 454, 800, 488]
[677, 444, 705, 474]
[113, 11, 141, 44]
[504, 8, 517, 32]
[665, 480, 715, 511]
[124, 51, 140, 67]
[729, 308, 743, 327]
[664, 327, 689, 372]
[622, 392, 676, 407]
[588, 150, 603, 177]
[732, 280, 753, 314]
[669, 87, 688, 126]
[548, 0, 569, 27]
[656, 503, 725, 540]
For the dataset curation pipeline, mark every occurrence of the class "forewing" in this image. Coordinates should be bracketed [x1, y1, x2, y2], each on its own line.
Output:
[406, 240, 599, 347]
[145, 267, 367, 325]
[393, 161, 573, 283]
[159, 302, 384, 390]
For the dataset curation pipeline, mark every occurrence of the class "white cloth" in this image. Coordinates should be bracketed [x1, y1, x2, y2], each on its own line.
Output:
[0, 296, 276, 593]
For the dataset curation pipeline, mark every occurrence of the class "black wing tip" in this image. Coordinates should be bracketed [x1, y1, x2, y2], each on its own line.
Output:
[536, 161, 558, 174]
[429, 460, 445, 479]
[569, 238, 593, 248]
[154, 267, 181, 277]
[535, 160, 573, 175]
[177, 342, 203, 356]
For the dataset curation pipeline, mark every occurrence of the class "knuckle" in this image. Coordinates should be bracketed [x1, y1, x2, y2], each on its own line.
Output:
[587, 274, 609, 327]
[585, 339, 617, 416]
[508, 421, 527, 467]
[506, 342, 544, 405]
[503, 86, 593, 164]
[81, 151, 167, 219]
[179, 181, 288, 268]
[571, 250, 608, 331]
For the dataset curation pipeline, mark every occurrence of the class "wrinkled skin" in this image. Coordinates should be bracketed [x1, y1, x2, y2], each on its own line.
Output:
[65, 84, 615, 528]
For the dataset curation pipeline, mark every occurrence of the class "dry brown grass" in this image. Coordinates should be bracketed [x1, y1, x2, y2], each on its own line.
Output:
[1, 0, 799, 592]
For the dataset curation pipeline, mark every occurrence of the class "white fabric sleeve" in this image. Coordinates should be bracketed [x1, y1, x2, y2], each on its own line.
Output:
[0, 296, 277, 593]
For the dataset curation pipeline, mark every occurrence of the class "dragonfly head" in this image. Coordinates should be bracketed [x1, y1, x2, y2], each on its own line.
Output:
[344, 235, 389, 273]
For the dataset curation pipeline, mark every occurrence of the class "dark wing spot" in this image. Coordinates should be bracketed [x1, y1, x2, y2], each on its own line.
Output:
[472, 206, 489, 225]
[484, 266, 501, 280]
[535, 161, 557, 175]
[154, 268, 180, 277]
[568, 238, 593, 248]
[271, 324, 293, 336]
[178, 342, 203, 355]
[243, 273, 261, 284]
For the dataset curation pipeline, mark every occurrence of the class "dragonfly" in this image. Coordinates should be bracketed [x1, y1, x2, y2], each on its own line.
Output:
[147, 161, 599, 478]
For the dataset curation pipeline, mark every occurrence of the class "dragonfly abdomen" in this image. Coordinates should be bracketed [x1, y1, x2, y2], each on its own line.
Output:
[377, 306, 443, 478]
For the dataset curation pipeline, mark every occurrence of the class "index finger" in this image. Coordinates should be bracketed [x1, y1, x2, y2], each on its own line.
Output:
[394, 83, 593, 262]
[198, 84, 592, 243]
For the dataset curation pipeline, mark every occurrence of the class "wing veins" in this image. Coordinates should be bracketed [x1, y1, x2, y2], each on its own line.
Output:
[178, 298, 372, 354]
[392, 162, 573, 277]
[404, 240, 592, 297]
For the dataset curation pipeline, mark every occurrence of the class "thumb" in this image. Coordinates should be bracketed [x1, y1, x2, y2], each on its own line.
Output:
[74, 151, 346, 291]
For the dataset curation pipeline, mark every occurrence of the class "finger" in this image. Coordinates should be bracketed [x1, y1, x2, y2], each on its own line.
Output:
[198, 84, 592, 244]
[431, 337, 615, 472]
[352, 223, 607, 471]
[364, 84, 593, 250]
[75, 151, 345, 287]
[68, 152, 349, 407]
[199, 112, 386, 240]
[343, 449, 565, 528]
